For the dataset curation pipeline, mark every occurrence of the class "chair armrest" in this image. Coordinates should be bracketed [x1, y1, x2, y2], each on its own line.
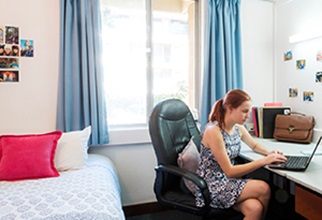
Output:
[155, 164, 206, 190]
[155, 164, 210, 206]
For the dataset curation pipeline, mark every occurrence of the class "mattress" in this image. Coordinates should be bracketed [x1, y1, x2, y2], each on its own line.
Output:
[0, 154, 125, 220]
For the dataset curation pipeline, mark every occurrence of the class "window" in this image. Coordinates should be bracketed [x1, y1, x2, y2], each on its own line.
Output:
[101, 0, 200, 129]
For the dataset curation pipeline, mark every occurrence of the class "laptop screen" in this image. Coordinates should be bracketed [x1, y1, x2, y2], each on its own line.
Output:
[305, 136, 322, 165]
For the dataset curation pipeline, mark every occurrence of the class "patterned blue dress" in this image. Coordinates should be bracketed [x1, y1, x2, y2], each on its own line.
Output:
[195, 123, 248, 209]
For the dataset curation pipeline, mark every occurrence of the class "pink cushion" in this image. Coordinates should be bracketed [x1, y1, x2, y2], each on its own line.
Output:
[177, 137, 200, 193]
[0, 131, 62, 181]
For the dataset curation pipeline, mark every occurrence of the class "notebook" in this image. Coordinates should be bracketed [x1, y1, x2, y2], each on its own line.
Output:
[268, 136, 322, 171]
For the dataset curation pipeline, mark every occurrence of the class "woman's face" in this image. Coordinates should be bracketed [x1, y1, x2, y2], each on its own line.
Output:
[230, 100, 252, 125]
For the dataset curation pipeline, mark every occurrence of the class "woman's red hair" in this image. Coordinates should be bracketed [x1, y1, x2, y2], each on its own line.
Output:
[208, 89, 251, 128]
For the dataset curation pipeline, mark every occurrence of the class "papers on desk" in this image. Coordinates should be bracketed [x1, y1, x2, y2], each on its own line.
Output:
[300, 150, 322, 156]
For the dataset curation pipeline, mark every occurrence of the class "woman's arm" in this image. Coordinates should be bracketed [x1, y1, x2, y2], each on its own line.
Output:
[239, 125, 284, 156]
[203, 125, 286, 178]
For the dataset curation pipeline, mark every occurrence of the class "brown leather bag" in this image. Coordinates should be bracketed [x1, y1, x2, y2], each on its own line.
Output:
[273, 112, 315, 144]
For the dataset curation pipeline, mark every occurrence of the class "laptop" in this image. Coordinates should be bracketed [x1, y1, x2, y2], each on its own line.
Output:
[268, 136, 322, 171]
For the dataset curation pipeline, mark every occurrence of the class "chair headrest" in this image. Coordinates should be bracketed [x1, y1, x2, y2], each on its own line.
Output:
[157, 99, 191, 121]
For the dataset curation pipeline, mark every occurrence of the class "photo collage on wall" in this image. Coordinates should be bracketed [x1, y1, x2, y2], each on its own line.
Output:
[284, 48, 322, 102]
[0, 25, 34, 83]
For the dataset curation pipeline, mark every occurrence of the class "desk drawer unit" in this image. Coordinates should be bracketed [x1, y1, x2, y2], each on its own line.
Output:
[295, 185, 322, 219]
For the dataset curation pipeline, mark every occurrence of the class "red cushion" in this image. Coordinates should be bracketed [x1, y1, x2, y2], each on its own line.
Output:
[0, 131, 62, 181]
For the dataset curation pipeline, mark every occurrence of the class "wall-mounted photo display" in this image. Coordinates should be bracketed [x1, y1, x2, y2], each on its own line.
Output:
[0, 58, 19, 69]
[316, 71, 322, 83]
[0, 70, 19, 82]
[303, 91, 314, 102]
[0, 25, 25, 84]
[0, 24, 35, 84]
[284, 51, 293, 61]
[296, 59, 306, 70]
[5, 26, 19, 45]
[20, 39, 34, 57]
[317, 50, 322, 62]
[289, 88, 298, 97]
[0, 25, 34, 58]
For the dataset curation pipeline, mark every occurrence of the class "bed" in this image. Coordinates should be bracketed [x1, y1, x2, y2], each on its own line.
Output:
[0, 154, 125, 220]
[0, 127, 125, 220]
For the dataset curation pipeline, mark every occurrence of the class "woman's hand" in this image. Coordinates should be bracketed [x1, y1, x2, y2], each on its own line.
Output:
[264, 151, 287, 165]
[267, 150, 283, 156]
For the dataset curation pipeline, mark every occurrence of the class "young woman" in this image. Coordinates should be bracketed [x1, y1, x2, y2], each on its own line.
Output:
[195, 89, 287, 220]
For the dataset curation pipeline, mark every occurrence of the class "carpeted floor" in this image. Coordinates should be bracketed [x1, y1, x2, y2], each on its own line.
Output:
[126, 209, 306, 220]
[126, 210, 202, 220]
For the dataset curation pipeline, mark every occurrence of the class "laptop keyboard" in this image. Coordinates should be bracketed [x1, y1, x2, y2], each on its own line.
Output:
[285, 156, 309, 168]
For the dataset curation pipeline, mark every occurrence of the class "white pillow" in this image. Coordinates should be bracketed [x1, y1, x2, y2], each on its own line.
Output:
[54, 126, 91, 172]
[177, 137, 200, 193]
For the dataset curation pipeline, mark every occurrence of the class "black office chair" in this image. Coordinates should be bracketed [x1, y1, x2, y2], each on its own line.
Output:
[148, 99, 243, 220]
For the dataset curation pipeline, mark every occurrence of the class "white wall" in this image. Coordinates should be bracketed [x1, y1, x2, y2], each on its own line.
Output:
[89, 143, 157, 206]
[241, 0, 274, 106]
[275, 0, 322, 139]
[0, 0, 60, 135]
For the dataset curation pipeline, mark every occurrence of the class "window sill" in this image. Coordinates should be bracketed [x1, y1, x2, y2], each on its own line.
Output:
[106, 126, 151, 146]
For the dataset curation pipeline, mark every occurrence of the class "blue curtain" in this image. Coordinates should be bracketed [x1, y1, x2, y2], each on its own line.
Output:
[200, 0, 243, 130]
[57, 0, 109, 145]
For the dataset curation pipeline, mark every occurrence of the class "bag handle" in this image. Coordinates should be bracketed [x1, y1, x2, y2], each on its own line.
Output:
[287, 112, 306, 116]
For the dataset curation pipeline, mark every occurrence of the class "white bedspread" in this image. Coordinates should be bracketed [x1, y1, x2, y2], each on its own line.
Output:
[0, 154, 125, 220]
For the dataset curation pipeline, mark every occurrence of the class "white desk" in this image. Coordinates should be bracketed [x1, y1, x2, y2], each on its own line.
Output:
[240, 138, 322, 219]
[241, 138, 322, 170]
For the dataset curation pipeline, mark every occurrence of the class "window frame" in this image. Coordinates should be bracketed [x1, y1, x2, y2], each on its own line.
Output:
[104, 0, 202, 146]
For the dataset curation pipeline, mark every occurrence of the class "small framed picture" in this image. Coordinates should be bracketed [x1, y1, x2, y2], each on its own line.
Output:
[303, 91, 314, 102]
[20, 39, 34, 57]
[284, 51, 293, 61]
[0, 26, 4, 44]
[0, 70, 19, 82]
[5, 26, 19, 45]
[289, 88, 298, 97]
[0, 57, 19, 69]
[316, 72, 322, 83]
[317, 50, 322, 62]
[296, 59, 306, 70]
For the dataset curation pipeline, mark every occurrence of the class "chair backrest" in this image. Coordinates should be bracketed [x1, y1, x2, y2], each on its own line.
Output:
[148, 99, 243, 219]
[149, 99, 201, 166]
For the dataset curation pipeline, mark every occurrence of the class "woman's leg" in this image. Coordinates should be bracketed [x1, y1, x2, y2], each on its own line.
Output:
[233, 179, 271, 220]
[234, 198, 263, 220]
